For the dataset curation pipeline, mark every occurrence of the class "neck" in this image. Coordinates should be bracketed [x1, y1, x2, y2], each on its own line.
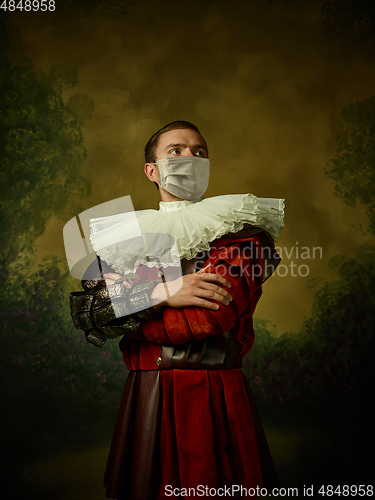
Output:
[159, 188, 183, 203]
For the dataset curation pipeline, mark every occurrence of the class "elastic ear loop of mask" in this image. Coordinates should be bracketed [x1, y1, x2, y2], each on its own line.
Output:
[156, 162, 164, 189]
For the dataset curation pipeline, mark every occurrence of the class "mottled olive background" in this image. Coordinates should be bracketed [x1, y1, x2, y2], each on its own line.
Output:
[9, 0, 373, 333]
[1, 1, 374, 499]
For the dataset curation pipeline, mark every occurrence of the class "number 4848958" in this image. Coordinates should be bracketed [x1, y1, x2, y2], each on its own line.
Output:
[0, 1, 56, 11]
[318, 485, 373, 496]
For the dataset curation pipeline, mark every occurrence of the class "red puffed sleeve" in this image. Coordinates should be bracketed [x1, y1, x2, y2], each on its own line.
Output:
[134, 236, 263, 345]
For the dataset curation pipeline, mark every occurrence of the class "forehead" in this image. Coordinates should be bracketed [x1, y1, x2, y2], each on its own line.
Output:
[155, 128, 206, 156]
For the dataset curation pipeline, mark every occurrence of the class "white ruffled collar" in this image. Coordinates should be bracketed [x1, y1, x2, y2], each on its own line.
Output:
[158, 196, 204, 212]
[89, 194, 284, 275]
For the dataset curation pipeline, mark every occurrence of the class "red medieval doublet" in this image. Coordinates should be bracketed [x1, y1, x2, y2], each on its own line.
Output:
[104, 234, 279, 500]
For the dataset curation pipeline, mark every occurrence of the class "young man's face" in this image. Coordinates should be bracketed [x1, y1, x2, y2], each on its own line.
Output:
[144, 128, 208, 201]
[155, 128, 208, 163]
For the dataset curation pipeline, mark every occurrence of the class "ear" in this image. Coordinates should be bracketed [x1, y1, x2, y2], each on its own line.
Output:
[144, 162, 159, 184]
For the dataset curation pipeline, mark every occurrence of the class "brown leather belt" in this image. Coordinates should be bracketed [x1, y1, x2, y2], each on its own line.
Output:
[156, 330, 242, 370]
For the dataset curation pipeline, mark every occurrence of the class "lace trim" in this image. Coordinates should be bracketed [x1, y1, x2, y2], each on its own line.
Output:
[89, 194, 285, 275]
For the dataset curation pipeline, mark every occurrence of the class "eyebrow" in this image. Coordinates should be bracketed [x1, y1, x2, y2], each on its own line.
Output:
[165, 142, 208, 153]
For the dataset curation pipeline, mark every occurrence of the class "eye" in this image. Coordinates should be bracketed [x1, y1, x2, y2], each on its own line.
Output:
[195, 150, 206, 157]
[170, 148, 180, 155]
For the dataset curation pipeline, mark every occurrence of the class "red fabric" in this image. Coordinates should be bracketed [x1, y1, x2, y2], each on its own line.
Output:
[157, 369, 262, 500]
[111, 236, 266, 499]
[120, 235, 263, 370]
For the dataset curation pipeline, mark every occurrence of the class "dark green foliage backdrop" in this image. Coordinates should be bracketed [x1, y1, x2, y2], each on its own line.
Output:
[0, 2, 374, 495]
[0, 19, 125, 471]
[244, 245, 375, 485]
[245, 246, 375, 415]
[0, 17, 124, 482]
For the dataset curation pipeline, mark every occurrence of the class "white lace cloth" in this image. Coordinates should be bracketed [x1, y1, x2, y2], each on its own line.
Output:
[89, 194, 285, 275]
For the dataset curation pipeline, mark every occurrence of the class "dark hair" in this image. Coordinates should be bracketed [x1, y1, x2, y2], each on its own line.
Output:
[144, 121, 208, 190]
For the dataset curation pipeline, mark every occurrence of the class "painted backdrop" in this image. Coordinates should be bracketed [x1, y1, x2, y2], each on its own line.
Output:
[1, 0, 374, 498]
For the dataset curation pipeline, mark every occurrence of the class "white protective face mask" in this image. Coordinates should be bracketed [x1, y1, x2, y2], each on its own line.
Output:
[155, 156, 210, 201]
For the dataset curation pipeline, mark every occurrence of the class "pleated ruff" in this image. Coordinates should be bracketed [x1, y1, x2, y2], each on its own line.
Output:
[104, 369, 263, 500]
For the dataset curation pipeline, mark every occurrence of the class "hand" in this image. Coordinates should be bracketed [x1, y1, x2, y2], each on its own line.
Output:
[103, 273, 132, 289]
[150, 265, 233, 310]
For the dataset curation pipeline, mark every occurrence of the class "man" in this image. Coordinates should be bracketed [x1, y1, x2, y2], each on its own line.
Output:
[70, 121, 284, 500]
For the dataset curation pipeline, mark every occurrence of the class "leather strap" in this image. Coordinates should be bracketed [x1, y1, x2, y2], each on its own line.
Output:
[158, 330, 242, 370]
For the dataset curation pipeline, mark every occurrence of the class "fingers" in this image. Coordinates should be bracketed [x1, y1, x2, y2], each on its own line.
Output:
[189, 297, 221, 310]
[193, 282, 232, 305]
[196, 271, 232, 289]
[103, 273, 131, 288]
[186, 279, 232, 306]
[103, 273, 122, 281]
[184, 271, 233, 305]
[196, 265, 211, 273]
[198, 299, 221, 310]
[195, 276, 233, 304]
[204, 287, 232, 305]
[163, 272, 235, 310]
